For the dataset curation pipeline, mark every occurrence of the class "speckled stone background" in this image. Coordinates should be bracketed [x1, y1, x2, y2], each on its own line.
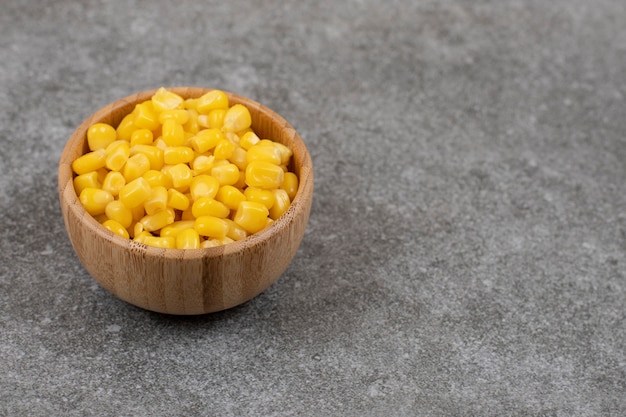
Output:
[1, 0, 625, 416]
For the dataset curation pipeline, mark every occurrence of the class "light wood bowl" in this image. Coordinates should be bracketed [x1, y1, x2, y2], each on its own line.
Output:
[58, 87, 313, 315]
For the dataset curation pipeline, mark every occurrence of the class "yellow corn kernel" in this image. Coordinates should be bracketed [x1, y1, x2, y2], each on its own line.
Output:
[201, 238, 222, 248]
[143, 236, 176, 249]
[222, 103, 251, 133]
[144, 186, 168, 215]
[133, 230, 151, 243]
[213, 139, 235, 159]
[163, 146, 194, 165]
[162, 119, 185, 146]
[207, 108, 226, 129]
[211, 163, 240, 186]
[151, 87, 184, 112]
[163, 163, 193, 190]
[272, 141, 293, 164]
[101, 171, 126, 196]
[104, 141, 130, 172]
[280, 172, 298, 200]
[233, 201, 270, 234]
[139, 208, 175, 232]
[73, 171, 101, 195]
[130, 128, 154, 146]
[194, 216, 229, 239]
[87, 123, 117, 151]
[184, 98, 198, 110]
[215, 185, 246, 210]
[79, 187, 114, 216]
[153, 137, 167, 150]
[142, 169, 172, 188]
[122, 153, 151, 182]
[196, 90, 229, 114]
[224, 132, 240, 145]
[246, 143, 282, 165]
[157, 108, 189, 125]
[190, 128, 224, 153]
[176, 228, 201, 249]
[130, 101, 158, 130]
[244, 187, 275, 210]
[119, 177, 152, 209]
[116, 113, 136, 141]
[229, 146, 248, 170]
[105, 200, 133, 229]
[131, 144, 164, 170]
[72, 149, 106, 175]
[239, 131, 260, 150]
[183, 108, 199, 134]
[197, 114, 210, 129]
[224, 219, 248, 241]
[269, 189, 291, 220]
[245, 160, 285, 189]
[192, 197, 230, 218]
[133, 221, 145, 236]
[102, 219, 130, 239]
[160, 220, 196, 237]
[167, 188, 190, 211]
[189, 175, 220, 200]
[191, 154, 215, 174]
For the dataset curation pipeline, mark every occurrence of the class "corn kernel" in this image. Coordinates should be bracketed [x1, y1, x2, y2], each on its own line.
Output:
[192, 197, 230, 218]
[176, 228, 200, 249]
[143, 236, 176, 248]
[101, 171, 126, 196]
[119, 177, 152, 209]
[196, 90, 229, 113]
[191, 154, 215, 174]
[167, 188, 190, 211]
[211, 163, 240, 186]
[131, 144, 164, 170]
[157, 109, 189, 125]
[163, 146, 194, 165]
[223, 104, 251, 133]
[280, 172, 298, 200]
[201, 239, 222, 248]
[105, 200, 133, 229]
[213, 138, 235, 160]
[73, 171, 101, 195]
[162, 119, 185, 146]
[194, 216, 229, 239]
[244, 187, 275, 209]
[160, 220, 196, 237]
[190, 128, 224, 153]
[269, 189, 290, 220]
[133, 101, 159, 130]
[72, 149, 106, 175]
[234, 201, 270, 234]
[79, 187, 114, 216]
[224, 218, 248, 241]
[142, 169, 171, 188]
[183, 108, 199, 134]
[208, 108, 226, 129]
[116, 113, 136, 141]
[228, 146, 248, 170]
[133, 230, 152, 243]
[163, 163, 193, 190]
[144, 186, 168, 215]
[245, 161, 284, 189]
[130, 128, 153, 146]
[215, 185, 246, 210]
[122, 153, 150, 182]
[88, 123, 117, 151]
[102, 219, 130, 239]
[239, 131, 260, 150]
[151, 87, 184, 112]
[246, 143, 282, 165]
[273, 141, 293, 164]
[139, 208, 175, 232]
[104, 141, 130, 172]
[189, 175, 220, 200]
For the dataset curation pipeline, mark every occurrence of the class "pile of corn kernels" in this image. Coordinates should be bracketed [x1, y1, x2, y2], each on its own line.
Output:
[72, 88, 297, 249]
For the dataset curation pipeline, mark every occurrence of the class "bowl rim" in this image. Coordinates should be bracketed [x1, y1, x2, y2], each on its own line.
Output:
[58, 86, 313, 260]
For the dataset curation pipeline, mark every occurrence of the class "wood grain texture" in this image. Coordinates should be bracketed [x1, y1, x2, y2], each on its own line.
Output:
[58, 87, 314, 314]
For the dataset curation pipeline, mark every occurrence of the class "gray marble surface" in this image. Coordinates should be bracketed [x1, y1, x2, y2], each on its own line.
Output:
[1, 1, 625, 416]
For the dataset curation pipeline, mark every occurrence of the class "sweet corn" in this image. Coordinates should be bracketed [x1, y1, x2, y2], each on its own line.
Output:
[104, 141, 130, 172]
[142, 235, 176, 248]
[119, 177, 151, 209]
[142, 169, 172, 188]
[234, 201, 270, 234]
[215, 185, 246, 210]
[144, 186, 168, 215]
[80, 188, 114, 216]
[88, 123, 117, 151]
[139, 208, 175, 232]
[151, 87, 184, 112]
[176, 228, 200, 249]
[183, 108, 200, 134]
[105, 200, 133, 229]
[123, 153, 150, 182]
[189, 174, 220, 200]
[213, 138, 235, 160]
[102, 219, 130, 239]
[246, 143, 282, 165]
[201, 239, 222, 248]
[211, 163, 239, 186]
[163, 146, 194, 165]
[224, 219, 248, 241]
[191, 154, 215, 174]
[131, 145, 164, 170]
[245, 161, 285, 189]
[239, 131, 260, 150]
[208, 108, 226, 129]
[192, 197, 230, 219]
[194, 216, 229, 239]
[164, 163, 193, 190]
[167, 188, 190, 211]
[130, 128, 153, 146]
[132, 101, 159, 130]
[101, 171, 126, 196]
[223, 104, 251, 133]
[280, 172, 298, 200]
[74, 171, 101, 195]
[116, 114, 136, 141]
[269, 189, 290, 220]
[229, 146, 248, 170]
[162, 119, 185, 146]
[160, 220, 195, 237]
[244, 187, 275, 209]
[72, 149, 106, 175]
[196, 90, 229, 113]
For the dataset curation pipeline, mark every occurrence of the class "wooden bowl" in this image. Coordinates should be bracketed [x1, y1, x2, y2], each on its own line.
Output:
[58, 87, 313, 315]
